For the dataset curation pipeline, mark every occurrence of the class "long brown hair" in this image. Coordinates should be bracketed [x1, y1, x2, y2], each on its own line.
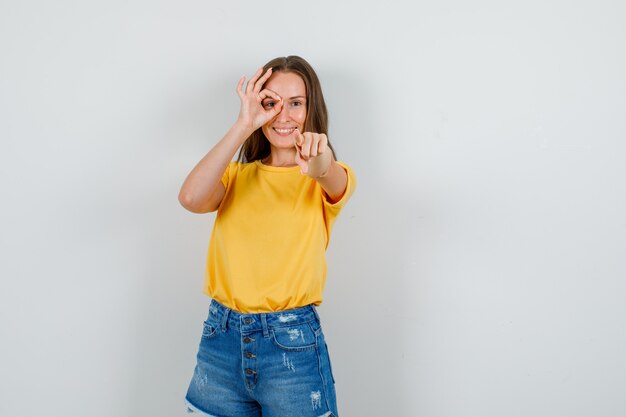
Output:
[237, 56, 337, 163]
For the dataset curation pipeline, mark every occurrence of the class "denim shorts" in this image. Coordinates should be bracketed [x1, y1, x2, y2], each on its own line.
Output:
[185, 299, 338, 417]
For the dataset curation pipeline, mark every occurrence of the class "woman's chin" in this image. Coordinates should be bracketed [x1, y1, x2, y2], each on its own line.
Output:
[267, 136, 296, 149]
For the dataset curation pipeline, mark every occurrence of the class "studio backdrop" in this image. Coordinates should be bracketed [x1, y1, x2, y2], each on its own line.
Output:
[1, 1, 625, 416]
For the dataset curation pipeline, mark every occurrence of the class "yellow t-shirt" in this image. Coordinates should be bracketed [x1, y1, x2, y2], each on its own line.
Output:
[203, 160, 356, 313]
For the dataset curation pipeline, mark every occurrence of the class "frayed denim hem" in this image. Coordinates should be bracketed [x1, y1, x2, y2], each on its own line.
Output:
[185, 399, 220, 417]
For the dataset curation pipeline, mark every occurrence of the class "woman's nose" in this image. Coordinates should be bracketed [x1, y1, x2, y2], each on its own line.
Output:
[276, 103, 291, 121]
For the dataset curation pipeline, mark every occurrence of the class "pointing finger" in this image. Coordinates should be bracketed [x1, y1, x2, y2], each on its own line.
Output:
[294, 128, 304, 147]
[294, 149, 308, 174]
[300, 132, 313, 159]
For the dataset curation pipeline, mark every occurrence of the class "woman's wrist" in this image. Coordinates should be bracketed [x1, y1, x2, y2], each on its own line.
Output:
[308, 152, 333, 179]
[231, 119, 256, 141]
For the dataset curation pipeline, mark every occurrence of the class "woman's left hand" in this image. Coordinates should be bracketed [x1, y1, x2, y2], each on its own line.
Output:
[294, 129, 332, 178]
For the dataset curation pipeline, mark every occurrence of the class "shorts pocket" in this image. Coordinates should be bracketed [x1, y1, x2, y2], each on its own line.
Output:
[270, 322, 317, 351]
[201, 320, 219, 339]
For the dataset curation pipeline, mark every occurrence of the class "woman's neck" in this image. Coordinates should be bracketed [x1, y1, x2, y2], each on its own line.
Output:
[262, 148, 297, 167]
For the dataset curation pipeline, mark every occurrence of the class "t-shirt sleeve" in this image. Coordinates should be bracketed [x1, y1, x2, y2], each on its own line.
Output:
[220, 161, 237, 189]
[322, 161, 357, 232]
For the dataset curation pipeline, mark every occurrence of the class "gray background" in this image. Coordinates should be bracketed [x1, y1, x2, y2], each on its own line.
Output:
[1, 0, 625, 416]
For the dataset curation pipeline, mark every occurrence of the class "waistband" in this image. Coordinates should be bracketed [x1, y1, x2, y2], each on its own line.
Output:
[208, 299, 321, 336]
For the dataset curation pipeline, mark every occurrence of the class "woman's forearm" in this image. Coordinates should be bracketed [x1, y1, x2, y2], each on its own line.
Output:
[178, 121, 253, 213]
[315, 158, 348, 203]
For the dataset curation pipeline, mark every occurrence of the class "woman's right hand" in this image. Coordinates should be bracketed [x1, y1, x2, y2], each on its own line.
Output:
[236, 67, 283, 132]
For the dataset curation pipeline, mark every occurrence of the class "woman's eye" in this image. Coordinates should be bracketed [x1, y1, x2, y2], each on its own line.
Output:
[291, 101, 302, 107]
[263, 101, 275, 109]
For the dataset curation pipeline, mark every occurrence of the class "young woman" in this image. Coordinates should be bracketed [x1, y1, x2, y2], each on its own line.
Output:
[179, 56, 356, 417]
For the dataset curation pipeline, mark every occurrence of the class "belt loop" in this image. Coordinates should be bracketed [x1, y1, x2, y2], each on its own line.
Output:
[311, 304, 321, 323]
[221, 307, 231, 331]
[260, 313, 269, 338]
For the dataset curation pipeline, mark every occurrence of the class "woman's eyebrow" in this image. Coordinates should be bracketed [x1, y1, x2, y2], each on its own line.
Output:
[287, 96, 306, 100]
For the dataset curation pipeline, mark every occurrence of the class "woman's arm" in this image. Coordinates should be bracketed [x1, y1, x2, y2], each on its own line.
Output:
[314, 159, 348, 203]
[294, 131, 348, 203]
[178, 122, 253, 213]
[178, 67, 283, 213]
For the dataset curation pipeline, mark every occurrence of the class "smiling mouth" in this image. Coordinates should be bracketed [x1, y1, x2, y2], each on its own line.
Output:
[273, 127, 296, 136]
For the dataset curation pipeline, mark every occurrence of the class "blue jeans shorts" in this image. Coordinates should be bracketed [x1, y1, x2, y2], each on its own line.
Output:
[185, 299, 338, 417]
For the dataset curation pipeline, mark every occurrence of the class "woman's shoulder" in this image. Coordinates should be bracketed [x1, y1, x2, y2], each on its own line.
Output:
[226, 160, 257, 173]
[220, 160, 258, 188]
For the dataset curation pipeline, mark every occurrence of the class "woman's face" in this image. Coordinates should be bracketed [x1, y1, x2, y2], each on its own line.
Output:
[261, 71, 307, 150]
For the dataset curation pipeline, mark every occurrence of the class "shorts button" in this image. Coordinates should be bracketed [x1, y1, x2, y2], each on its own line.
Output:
[243, 337, 254, 343]
[244, 351, 256, 359]
[245, 368, 255, 375]
[243, 317, 253, 325]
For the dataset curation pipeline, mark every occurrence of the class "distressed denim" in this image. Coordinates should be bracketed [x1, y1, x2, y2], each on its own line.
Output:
[185, 299, 338, 417]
